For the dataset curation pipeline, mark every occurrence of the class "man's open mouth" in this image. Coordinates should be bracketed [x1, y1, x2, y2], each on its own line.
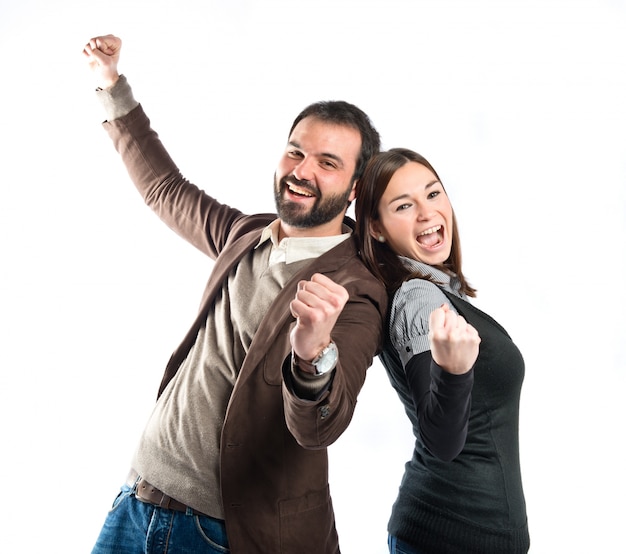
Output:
[285, 179, 318, 199]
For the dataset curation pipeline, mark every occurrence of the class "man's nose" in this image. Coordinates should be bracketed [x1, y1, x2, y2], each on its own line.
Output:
[293, 157, 315, 182]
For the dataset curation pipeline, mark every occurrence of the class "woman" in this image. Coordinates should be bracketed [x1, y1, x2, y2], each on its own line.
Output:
[355, 148, 529, 553]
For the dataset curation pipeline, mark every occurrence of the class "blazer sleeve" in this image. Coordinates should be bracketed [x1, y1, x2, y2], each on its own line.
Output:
[103, 104, 245, 258]
[281, 256, 387, 449]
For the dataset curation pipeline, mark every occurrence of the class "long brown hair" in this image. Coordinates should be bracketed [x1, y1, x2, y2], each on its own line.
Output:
[355, 148, 476, 296]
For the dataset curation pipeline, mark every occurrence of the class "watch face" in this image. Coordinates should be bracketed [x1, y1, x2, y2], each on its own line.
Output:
[315, 343, 338, 374]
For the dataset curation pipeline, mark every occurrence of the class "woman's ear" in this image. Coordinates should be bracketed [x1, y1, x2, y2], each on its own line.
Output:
[369, 221, 382, 241]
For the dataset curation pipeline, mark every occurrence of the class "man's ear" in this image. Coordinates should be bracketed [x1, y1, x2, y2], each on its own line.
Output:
[348, 180, 357, 203]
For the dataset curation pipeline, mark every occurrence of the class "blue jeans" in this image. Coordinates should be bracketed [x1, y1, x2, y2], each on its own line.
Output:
[388, 534, 425, 554]
[92, 483, 229, 554]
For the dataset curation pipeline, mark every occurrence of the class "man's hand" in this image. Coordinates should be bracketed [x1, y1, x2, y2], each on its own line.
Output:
[289, 273, 349, 367]
[83, 34, 122, 89]
[428, 304, 480, 375]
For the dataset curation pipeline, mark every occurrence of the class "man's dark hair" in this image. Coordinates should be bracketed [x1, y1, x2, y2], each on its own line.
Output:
[289, 101, 381, 183]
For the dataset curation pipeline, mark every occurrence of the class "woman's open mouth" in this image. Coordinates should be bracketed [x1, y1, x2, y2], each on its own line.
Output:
[416, 225, 444, 249]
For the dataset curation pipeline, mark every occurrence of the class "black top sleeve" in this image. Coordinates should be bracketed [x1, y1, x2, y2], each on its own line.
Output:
[405, 351, 474, 462]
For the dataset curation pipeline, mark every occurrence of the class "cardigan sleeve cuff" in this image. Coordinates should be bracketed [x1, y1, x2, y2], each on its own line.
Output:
[282, 355, 334, 401]
[96, 74, 139, 121]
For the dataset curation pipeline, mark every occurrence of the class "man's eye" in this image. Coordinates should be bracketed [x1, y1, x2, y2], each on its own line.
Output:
[321, 160, 337, 169]
[288, 150, 303, 159]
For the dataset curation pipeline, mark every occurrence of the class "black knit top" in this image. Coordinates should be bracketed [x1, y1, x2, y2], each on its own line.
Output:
[381, 279, 530, 553]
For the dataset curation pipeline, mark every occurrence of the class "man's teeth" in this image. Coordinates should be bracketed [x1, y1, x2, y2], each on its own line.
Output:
[289, 184, 315, 197]
[419, 225, 442, 236]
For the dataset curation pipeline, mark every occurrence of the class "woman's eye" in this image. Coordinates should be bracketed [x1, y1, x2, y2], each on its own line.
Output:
[428, 190, 440, 199]
[395, 203, 411, 211]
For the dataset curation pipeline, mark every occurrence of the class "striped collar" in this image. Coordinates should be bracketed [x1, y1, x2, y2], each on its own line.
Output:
[399, 256, 464, 296]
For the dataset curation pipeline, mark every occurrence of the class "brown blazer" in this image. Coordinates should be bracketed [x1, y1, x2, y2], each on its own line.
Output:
[104, 105, 387, 553]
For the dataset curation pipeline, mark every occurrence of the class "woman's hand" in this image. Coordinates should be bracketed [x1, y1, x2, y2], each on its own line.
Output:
[428, 304, 480, 375]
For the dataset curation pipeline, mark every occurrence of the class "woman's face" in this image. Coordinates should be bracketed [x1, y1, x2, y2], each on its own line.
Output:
[372, 161, 453, 266]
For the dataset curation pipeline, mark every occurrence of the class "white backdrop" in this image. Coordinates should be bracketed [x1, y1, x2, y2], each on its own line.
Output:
[1, 0, 625, 552]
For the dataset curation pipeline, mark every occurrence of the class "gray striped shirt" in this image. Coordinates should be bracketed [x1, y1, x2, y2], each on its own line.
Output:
[389, 257, 469, 367]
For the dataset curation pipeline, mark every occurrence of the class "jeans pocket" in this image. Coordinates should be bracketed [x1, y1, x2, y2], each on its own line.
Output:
[194, 515, 230, 553]
[389, 535, 423, 554]
[109, 484, 133, 513]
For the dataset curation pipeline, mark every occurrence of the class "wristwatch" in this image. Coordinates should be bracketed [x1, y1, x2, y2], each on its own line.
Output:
[294, 341, 339, 376]
[312, 341, 339, 375]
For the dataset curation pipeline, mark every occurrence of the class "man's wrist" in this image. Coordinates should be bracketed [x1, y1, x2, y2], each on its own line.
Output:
[292, 353, 316, 374]
[292, 341, 338, 376]
[95, 73, 120, 91]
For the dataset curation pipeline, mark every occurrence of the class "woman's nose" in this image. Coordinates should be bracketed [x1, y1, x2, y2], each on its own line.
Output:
[416, 202, 435, 220]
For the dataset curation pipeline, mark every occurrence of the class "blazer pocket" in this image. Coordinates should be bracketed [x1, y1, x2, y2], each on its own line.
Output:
[278, 486, 338, 552]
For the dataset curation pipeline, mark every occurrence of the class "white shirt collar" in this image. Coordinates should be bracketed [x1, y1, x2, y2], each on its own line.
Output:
[257, 219, 351, 265]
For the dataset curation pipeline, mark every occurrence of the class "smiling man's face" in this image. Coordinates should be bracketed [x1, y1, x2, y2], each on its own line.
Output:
[274, 116, 361, 238]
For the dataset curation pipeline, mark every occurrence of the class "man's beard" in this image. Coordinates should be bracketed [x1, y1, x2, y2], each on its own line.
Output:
[274, 174, 353, 228]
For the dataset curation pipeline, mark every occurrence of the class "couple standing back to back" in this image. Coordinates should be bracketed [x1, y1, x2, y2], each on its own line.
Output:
[84, 33, 528, 554]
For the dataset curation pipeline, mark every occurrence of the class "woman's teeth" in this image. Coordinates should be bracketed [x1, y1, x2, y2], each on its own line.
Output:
[419, 225, 441, 236]
[416, 225, 443, 247]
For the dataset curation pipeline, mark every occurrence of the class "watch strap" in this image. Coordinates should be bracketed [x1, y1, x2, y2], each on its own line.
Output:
[293, 341, 338, 376]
